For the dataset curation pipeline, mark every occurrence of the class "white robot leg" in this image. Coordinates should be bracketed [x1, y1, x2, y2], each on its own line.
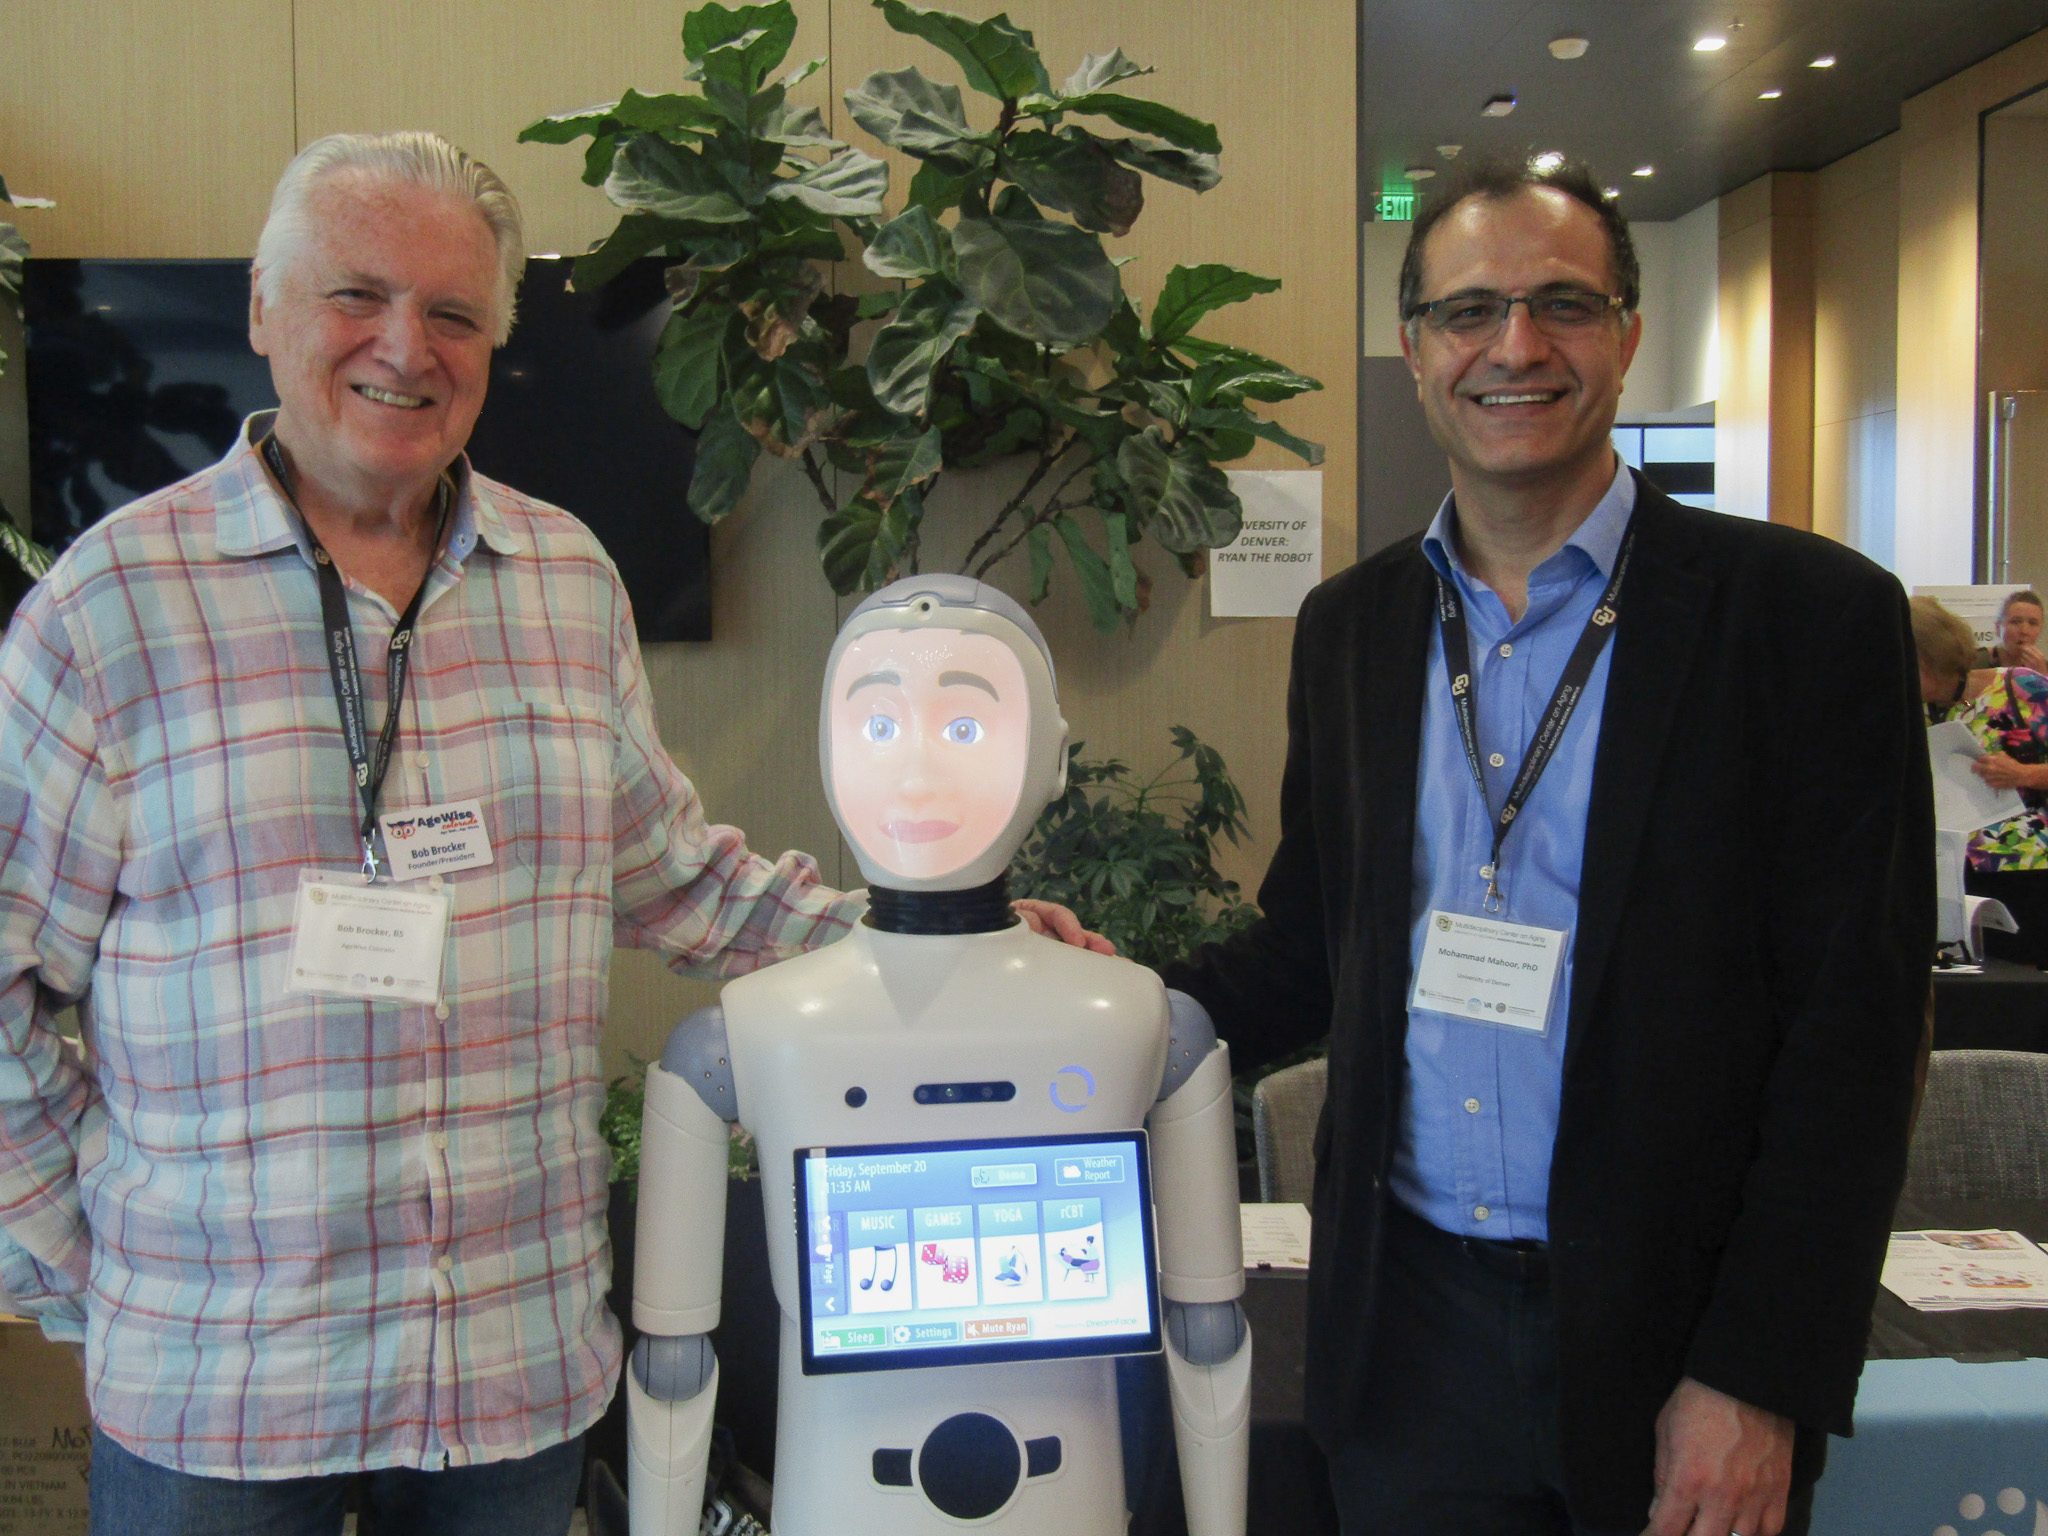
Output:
[630, 1007, 739, 1536]
[1147, 995, 1253, 1536]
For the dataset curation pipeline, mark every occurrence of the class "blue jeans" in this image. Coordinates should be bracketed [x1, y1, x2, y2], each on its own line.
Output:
[88, 1429, 584, 1536]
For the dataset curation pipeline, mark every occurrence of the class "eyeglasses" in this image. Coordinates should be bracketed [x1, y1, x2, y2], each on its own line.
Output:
[1406, 287, 1627, 341]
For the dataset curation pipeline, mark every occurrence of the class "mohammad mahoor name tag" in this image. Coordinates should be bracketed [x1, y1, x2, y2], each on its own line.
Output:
[288, 871, 451, 1005]
[1410, 910, 1567, 1035]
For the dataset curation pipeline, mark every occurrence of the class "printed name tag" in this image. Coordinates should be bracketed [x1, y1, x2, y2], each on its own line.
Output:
[288, 871, 451, 1004]
[377, 799, 494, 882]
[1409, 909, 1566, 1035]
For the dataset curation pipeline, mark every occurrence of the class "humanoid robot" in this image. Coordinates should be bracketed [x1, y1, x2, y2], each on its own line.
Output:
[626, 576, 1251, 1535]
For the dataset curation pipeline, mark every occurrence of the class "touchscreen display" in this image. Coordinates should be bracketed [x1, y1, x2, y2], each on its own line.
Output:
[795, 1132, 1161, 1374]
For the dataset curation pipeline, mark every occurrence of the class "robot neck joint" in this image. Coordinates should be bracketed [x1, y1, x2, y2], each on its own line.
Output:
[866, 874, 1016, 935]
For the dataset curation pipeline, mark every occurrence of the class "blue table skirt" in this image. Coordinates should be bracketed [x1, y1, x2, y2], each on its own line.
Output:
[1811, 1358, 2048, 1536]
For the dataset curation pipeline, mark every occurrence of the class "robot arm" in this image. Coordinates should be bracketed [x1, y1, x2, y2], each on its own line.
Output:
[1146, 990, 1252, 1536]
[628, 1005, 737, 1536]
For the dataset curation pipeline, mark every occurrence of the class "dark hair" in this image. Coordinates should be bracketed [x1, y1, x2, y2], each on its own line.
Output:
[1397, 154, 1641, 324]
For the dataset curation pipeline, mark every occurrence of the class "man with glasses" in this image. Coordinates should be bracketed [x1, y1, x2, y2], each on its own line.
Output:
[1166, 157, 1930, 1535]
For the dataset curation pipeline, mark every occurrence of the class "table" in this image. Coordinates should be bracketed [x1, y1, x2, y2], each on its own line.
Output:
[1932, 958, 2048, 1052]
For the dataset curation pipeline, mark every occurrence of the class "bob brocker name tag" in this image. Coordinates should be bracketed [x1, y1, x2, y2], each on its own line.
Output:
[288, 871, 451, 1004]
[377, 799, 495, 882]
[1410, 909, 1566, 1035]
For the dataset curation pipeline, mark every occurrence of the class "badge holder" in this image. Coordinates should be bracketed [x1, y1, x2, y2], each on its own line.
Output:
[288, 869, 452, 1005]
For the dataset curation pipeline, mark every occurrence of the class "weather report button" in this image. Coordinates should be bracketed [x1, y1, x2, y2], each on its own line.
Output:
[1053, 1155, 1125, 1186]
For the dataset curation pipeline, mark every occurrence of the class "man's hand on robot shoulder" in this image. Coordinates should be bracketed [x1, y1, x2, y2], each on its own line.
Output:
[1013, 900, 1118, 955]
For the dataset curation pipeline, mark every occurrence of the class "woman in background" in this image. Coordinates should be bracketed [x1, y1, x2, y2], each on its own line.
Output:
[1979, 588, 2047, 670]
[1916, 595, 2048, 968]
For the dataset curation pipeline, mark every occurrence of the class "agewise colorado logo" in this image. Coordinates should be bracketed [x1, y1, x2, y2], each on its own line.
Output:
[386, 808, 482, 842]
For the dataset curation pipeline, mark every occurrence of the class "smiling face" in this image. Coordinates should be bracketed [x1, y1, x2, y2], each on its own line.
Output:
[2001, 599, 2043, 655]
[1400, 187, 1640, 496]
[828, 628, 1032, 882]
[249, 169, 499, 508]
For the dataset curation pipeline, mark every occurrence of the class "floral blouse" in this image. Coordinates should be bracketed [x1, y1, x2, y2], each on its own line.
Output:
[1937, 667, 2048, 871]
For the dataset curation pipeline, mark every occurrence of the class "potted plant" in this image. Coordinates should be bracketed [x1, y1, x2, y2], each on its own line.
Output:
[0, 176, 55, 620]
[522, 0, 1322, 631]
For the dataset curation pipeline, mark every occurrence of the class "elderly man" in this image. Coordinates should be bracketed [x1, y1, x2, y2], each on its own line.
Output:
[1165, 156, 1932, 1536]
[0, 131, 1093, 1533]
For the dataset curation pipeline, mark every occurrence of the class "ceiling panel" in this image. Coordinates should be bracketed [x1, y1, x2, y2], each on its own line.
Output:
[1362, 0, 2048, 219]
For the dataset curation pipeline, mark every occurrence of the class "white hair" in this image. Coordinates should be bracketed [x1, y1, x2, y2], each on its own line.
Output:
[253, 131, 526, 344]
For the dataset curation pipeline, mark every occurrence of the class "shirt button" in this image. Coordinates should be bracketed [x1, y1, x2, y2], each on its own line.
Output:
[410, 752, 430, 771]
[436, 1254, 453, 1273]
[1464, 1098, 1481, 1113]
[1473, 1205, 1491, 1221]
[428, 874, 445, 891]
[435, 1003, 450, 1020]
[1498, 643, 1513, 658]
[1488, 752, 1505, 768]
[433, 1132, 449, 1151]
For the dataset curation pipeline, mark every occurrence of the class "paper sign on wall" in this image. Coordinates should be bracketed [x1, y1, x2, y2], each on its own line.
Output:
[1210, 471, 1323, 618]
[1913, 584, 2026, 647]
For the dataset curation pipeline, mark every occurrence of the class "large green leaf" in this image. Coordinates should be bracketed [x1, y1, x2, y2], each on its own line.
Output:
[1149, 263, 1281, 346]
[1243, 414, 1326, 466]
[1100, 136, 1220, 193]
[688, 403, 762, 522]
[0, 520, 53, 582]
[906, 159, 975, 215]
[866, 424, 944, 506]
[519, 102, 621, 144]
[1117, 425, 1243, 552]
[766, 147, 888, 215]
[571, 212, 689, 291]
[1054, 514, 1123, 633]
[1057, 94, 1219, 154]
[683, 2, 798, 90]
[613, 88, 726, 136]
[1060, 49, 1151, 98]
[653, 305, 733, 429]
[998, 131, 1143, 236]
[866, 280, 981, 416]
[1179, 343, 1322, 403]
[1026, 521, 1055, 602]
[0, 224, 25, 310]
[1103, 511, 1138, 609]
[844, 68, 987, 173]
[863, 205, 952, 280]
[818, 486, 924, 594]
[605, 136, 749, 223]
[874, 0, 1050, 100]
[952, 216, 1118, 347]
[758, 100, 840, 148]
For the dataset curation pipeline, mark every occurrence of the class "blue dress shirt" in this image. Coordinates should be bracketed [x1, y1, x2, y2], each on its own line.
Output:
[1391, 460, 1636, 1242]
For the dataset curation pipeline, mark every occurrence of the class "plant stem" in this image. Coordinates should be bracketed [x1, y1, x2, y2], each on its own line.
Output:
[958, 445, 1061, 573]
[970, 455, 1101, 578]
[800, 446, 837, 516]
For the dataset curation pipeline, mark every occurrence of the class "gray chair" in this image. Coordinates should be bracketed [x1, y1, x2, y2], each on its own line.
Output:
[1901, 1049, 2048, 1201]
[1251, 1057, 1328, 1204]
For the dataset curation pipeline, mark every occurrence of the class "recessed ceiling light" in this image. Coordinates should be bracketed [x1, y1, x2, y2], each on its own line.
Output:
[1404, 164, 1437, 180]
[1603, 187, 1621, 199]
[1437, 144, 1463, 159]
[1810, 54, 1835, 68]
[1531, 151, 1564, 172]
[1632, 165, 1655, 177]
[1481, 94, 1518, 117]
[1548, 36, 1589, 60]
[1694, 34, 1727, 52]
[1758, 88, 1782, 99]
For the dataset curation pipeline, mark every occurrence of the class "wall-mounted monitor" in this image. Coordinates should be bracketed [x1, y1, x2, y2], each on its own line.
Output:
[22, 256, 710, 641]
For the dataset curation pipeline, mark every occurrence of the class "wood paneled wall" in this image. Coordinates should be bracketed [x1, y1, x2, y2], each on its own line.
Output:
[0, 0, 1357, 1076]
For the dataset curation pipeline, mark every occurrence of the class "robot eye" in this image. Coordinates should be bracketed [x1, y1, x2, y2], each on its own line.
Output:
[864, 714, 900, 743]
[944, 717, 984, 744]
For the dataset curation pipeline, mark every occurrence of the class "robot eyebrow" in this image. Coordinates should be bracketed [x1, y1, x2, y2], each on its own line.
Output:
[937, 670, 1000, 700]
[844, 670, 902, 699]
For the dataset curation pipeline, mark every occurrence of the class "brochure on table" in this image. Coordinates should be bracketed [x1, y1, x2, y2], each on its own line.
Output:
[1881, 1228, 2048, 1311]
[1239, 1202, 1312, 1270]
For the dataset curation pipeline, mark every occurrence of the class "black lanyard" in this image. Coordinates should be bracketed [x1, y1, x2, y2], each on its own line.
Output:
[1435, 516, 1636, 912]
[261, 433, 451, 883]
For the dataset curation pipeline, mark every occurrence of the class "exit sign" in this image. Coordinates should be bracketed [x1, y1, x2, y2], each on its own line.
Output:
[1377, 190, 1414, 222]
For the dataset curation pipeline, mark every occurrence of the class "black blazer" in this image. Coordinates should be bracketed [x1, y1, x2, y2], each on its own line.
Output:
[1166, 475, 1933, 1527]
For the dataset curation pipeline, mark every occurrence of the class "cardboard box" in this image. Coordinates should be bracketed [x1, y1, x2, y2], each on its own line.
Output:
[0, 1323, 90, 1536]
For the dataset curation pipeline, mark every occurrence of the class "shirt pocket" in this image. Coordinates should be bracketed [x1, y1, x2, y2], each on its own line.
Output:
[487, 701, 615, 873]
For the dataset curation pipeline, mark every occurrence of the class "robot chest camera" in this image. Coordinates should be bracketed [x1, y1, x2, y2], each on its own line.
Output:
[912, 1081, 1017, 1105]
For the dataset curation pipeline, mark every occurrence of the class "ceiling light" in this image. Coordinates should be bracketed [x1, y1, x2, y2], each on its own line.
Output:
[1481, 94, 1517, 117]
[1437, 144, 1463, 159]
[1531, 151, 1564, 172]
[1694, 35, 1727, 51]
[1632, 165, 1655, 177]
[1404, 164, 1437, 180]
[1548, 36, 1589, 60]
[1603, 187, 1621, 199]
[1758, 88, 1782, 99]
[1810, 54, 1835, 68]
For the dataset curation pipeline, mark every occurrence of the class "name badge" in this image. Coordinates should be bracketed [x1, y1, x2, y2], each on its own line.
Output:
[1410, 909, 1566, 1035]
[288, 871, 451, 1004]
[377, 799, 494, 882]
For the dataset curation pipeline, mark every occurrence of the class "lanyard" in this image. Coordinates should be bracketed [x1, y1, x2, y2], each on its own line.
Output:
[260, 433, 452, 883]
[1435, 516, 1636, 913]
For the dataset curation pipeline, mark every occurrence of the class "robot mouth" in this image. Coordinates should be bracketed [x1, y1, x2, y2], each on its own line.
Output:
[881, 818, 962, 844]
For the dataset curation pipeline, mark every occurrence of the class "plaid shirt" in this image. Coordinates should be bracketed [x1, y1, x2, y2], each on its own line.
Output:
[0, 417, 858, 1477]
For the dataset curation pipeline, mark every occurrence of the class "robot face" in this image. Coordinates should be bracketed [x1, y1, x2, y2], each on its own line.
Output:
[827, 628, 1032, 882]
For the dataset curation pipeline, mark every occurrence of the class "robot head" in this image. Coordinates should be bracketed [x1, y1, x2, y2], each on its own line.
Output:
[820, 575, 1069, 891]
